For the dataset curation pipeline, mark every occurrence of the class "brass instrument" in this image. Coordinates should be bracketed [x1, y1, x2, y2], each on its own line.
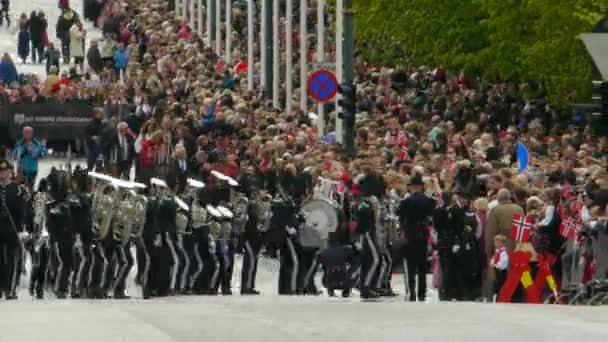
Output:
[252, 191, 273, 232]
[130, 191, 148, 238]
[232, 192, 249, 235]
[90, 173, 117, 241]
[206, 205, 223, 238]
[186, 179, 207, 229]
[175, 196, 190, 235]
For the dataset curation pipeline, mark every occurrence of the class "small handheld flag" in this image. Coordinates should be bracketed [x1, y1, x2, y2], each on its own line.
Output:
[560, 217, 581, 239]
[516, 142, 529, 174]
[511, 214, 534, 243]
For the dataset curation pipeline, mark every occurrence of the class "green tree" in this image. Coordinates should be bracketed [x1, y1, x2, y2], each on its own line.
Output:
[354, 0, 604, 105]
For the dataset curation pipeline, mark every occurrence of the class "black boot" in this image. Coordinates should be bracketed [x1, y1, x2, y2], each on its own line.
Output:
[360, 288, 380, 299]
[241, 289, 261, 295]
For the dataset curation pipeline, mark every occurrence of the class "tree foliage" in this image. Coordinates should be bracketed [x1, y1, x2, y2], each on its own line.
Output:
[354, 0, 604, 105]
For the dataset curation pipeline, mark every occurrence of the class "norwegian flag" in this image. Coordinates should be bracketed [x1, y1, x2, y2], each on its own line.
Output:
[561, 181, 576, 200]
[398, 146, 409, 161]
[432, 193, 444, 209]
[511, 214, 534, 243]
[560, 217, 581, 239]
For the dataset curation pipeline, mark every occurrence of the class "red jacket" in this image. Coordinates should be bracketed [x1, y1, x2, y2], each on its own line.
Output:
[139, 139, 157, 169]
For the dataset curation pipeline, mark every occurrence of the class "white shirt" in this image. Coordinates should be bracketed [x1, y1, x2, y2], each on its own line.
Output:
[491, 248, 509, 271]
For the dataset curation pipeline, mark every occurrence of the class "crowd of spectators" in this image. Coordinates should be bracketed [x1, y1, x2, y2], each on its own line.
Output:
[3, 0, 608, 301]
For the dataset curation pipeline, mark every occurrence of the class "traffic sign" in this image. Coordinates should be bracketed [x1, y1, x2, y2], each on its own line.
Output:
[308, 69, 338, 103]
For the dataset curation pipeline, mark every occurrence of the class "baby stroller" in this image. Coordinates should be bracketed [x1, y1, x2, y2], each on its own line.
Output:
[318, 245, 360, 298]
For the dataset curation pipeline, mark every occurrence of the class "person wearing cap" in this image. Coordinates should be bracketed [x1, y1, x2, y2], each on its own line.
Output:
[398, 172, 436, 302]
[0, 159, 25, 300]
[13, 126, 47, 188]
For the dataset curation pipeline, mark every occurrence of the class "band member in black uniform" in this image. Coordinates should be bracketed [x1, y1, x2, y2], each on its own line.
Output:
[398, 173, 436, 302]
[46, 168, 73, 299]
[29, 178, 50, 299]
[68, 167, 94, 298]
[238, 167, 262, 295]
[354, 191, 380, 299]
[274, 193, 301, 295]
[155, 184, 180, 297]
[138, 192, 160, 299]
[0, 160, 24, 300]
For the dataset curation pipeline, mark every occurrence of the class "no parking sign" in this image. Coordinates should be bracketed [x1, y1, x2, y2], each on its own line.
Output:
[307, 69, 338, 103]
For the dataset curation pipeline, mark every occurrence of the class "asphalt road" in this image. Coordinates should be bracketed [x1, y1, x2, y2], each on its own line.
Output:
[1, 159, 607, 342]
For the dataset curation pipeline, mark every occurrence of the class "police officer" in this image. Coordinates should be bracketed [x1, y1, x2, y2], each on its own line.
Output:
[0, 160, 24, 300]
[398, 173, 435, 302]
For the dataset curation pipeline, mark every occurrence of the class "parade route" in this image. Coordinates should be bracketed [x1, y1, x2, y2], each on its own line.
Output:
[2, 159, 606, 342]
[2, 287, 608, 342]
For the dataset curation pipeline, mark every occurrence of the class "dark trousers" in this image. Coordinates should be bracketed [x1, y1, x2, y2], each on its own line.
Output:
[298, 246, 319, 293]
[192, 230, 211, 293]
[278, 236, 300, 295]
[176, 234, 193, 293]
[52, 235, 73, 296]
[0, 9, 9, 26]
[71, 240, 92, 297]
[360, 232, 380, 292]
[241, 238, 260, 291]
[151, 232, 179, 296]
[213, 239, 233, 293]
[404, 240, 428, 301]
[111, 242, 133, 297]
[29, 241, 50, 297]
[0, 231, 20, 296]
[59, 34, 70, 63]
[135, 235, 153, 298]
[87, 144, 99, 171]
[31, 43, 44, 63]
[494, 268, 507, 297]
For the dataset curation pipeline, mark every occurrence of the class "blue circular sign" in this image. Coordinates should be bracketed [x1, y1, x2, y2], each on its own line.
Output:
[308, 69, 338, 103]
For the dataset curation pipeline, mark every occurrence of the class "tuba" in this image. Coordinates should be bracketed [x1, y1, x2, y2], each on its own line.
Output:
[175, 196, 190, 235]
[186, 178, 207, 229]
[231, 192, 249, 235]
[252, 191, 273, 232]
[112, 178, 148, 243]
[90, 173, 116, 241]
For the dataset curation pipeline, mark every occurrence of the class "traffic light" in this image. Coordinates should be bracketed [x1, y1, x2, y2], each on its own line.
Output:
[337, 83, 357, 122]
[592, 80, 608, 114]
[337, 82, 357, 157]
[591, 80, 608, 136]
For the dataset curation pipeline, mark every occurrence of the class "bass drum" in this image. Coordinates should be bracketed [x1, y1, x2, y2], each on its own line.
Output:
[299, 199, 339, 248]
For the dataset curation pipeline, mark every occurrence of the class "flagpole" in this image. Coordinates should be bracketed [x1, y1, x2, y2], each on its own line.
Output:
[215, 0, 222, 57]
[197, 0, 204, 36]
[285, 0, 293, 115]
[225, 0, 232, 64]
[247, 0, 254, 91]
[299, 0, 308, 112]
[272, 0, 280, 109]
[206, 0, 212, 47]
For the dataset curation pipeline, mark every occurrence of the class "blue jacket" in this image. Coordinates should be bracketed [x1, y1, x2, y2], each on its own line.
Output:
[114, 49, 129, 69]
[0, 60, 18, 85]
[13, 139, 48, 173]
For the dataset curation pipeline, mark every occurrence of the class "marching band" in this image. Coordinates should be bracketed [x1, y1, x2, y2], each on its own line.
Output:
[0, 158, 433, 301]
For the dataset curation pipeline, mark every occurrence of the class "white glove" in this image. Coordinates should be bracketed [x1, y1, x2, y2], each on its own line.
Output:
[154, 234, 162, 247]
[354, 241, 363, 251]
[452, 244, 461, 254]
[18, 231, 30, 240]
[286, 227, 297, 235]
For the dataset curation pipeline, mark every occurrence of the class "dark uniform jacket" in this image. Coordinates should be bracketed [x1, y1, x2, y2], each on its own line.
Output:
[398, 192, 436, 242]
[0, 182, 23, 233]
